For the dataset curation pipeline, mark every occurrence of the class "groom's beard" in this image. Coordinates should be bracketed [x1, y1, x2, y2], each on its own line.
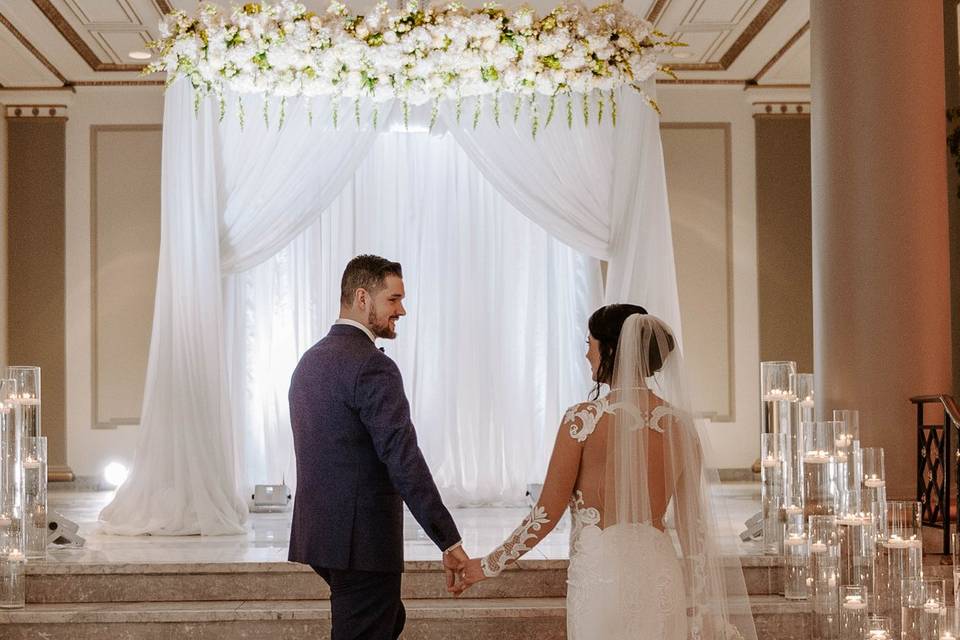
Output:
[369, 307, 398, 339]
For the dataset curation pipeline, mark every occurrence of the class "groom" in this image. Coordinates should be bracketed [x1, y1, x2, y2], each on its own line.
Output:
[288, 254, 468, 639]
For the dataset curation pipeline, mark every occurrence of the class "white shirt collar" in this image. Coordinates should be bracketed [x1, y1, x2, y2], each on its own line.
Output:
[335, 318, 376, 343]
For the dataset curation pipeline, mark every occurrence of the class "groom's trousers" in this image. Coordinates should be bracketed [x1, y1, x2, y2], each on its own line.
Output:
[313, 567, 405, 640]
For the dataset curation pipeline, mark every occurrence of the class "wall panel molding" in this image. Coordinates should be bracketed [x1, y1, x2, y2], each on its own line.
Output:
[90, 124, 161, 429]
[660, 122, 735, 421]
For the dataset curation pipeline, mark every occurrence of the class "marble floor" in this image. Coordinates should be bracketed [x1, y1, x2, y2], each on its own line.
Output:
[43, 482, 762, 566]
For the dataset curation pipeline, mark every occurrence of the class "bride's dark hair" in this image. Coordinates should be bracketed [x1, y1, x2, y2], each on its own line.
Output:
[587, 304, 674, 400]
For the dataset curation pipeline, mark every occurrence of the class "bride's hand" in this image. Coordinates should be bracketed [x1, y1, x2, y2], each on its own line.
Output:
[451, 558, 487, 596]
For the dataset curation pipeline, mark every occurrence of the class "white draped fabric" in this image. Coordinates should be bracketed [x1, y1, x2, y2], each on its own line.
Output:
[228, 131, 604, 504]
[99, 80, 679, 535]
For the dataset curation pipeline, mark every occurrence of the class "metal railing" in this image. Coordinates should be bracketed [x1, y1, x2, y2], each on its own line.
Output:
[911, 394, 960, 553]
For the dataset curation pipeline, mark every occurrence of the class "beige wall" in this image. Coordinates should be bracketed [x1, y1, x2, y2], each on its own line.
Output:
[90, 126, 161, 428]
[658, 85, 762, 470]
[0, 112, 7, 369]
[62, 88, 163, 478]
[661, 124, 734, 421]
[755, 115, 813, 373]
[6, 117, 67, 470]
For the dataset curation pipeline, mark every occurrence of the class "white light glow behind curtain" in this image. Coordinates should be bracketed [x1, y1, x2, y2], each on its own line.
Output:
[226, 131, 604, 505]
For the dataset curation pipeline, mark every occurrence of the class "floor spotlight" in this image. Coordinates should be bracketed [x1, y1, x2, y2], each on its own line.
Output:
[103, 462, 129, 488]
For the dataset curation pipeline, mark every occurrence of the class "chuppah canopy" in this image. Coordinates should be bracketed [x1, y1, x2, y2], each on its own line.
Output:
[98, 1, 681, 535]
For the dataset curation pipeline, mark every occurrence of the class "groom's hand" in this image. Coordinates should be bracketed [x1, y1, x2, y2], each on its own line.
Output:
[442, 545, 469, 593]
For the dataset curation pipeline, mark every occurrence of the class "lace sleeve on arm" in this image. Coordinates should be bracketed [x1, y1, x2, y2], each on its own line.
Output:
[481, 505, 551, 577]
[480, 404, 589, 577]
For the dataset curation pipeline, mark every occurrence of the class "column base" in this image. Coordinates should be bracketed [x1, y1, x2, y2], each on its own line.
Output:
[47, 465, 75, 482]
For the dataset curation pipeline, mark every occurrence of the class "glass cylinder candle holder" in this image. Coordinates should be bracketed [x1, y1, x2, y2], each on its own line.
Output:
[845, 443, 863, 499]
[833, 409, 860, 443]
[809, 515, 841, 639]
[902, 578, 946, 640]
[878, 501, 923, 633]
[803, 421, 840, 517]
[762, 361, 797, 403]
[862, 448, 887, 544]
[924, 579, 947, 640]
[862, 448, 886, 490]
[761, 361, 796, 435]
[791, 372, 815, 489]
[0, 379, 23, 609]
[0, 548, 24, 609]
[865, 615, 893, 640]
[833, 410, 859, 494]
[7, 367, 40, 439]
[761, 432, 790, 555]
[23, 436, 46, 560]
[941, 607, 960, 640]
[841, 585, 870, 640]
[838, 492, 875, 590]
[794, 373, 815, 417]
[953, 533, 960, 612]
[784, 496, 808, 600]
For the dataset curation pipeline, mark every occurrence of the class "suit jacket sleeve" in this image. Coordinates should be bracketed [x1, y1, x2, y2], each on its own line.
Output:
[354, 353, 461, 552]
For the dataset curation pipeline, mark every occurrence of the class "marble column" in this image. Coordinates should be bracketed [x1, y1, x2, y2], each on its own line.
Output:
[946, 0, 960, 404]
[811, 1, 953, 495]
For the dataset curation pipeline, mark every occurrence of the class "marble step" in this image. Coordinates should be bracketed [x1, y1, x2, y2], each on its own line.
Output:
[25, 557, 803, 604]
[25, 560, 569, 604]
[0, 596, 807, 640]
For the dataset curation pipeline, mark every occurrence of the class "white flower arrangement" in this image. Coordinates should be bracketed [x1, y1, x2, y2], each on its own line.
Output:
[148, 0, 682, 131]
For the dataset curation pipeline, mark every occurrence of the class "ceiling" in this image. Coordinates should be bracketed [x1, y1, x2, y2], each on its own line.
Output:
[0, 0, 811, 90]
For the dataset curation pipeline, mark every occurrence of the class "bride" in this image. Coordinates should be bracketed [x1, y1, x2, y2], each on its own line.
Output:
[455, 305, 756, 640]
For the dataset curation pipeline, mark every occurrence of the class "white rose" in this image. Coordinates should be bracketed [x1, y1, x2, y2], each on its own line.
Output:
[510, 10, 533, 31]
[568, 72, 588, 93]
[535, 76, 555, 95]
[355, 24, 370, 39]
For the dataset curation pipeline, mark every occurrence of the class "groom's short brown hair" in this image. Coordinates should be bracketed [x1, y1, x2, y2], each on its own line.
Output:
[340, 255, 403, 306]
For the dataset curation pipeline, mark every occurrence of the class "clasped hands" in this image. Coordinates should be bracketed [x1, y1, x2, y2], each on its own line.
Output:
[442, 546, 486, 596]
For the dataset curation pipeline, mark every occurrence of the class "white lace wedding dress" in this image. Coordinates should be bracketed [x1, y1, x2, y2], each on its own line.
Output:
[481, 395, 687, 639]
[565, 400, 687, 639]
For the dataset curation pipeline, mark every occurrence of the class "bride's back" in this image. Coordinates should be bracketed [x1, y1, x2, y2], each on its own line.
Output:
[573, 389, 682, 531]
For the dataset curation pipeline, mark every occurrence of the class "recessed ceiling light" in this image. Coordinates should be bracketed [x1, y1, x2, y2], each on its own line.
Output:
[672, 51, 692, 59]
[128, 51, 152, 60]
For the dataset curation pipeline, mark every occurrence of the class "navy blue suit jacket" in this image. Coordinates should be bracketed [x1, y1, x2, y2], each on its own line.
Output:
[287, 324, 460, 573]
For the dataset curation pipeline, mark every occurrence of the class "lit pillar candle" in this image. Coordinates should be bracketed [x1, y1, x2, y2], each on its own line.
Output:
[804, 451, 832, 464]
[923, 599, 942, 613]
[785, 533, 806, 547]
